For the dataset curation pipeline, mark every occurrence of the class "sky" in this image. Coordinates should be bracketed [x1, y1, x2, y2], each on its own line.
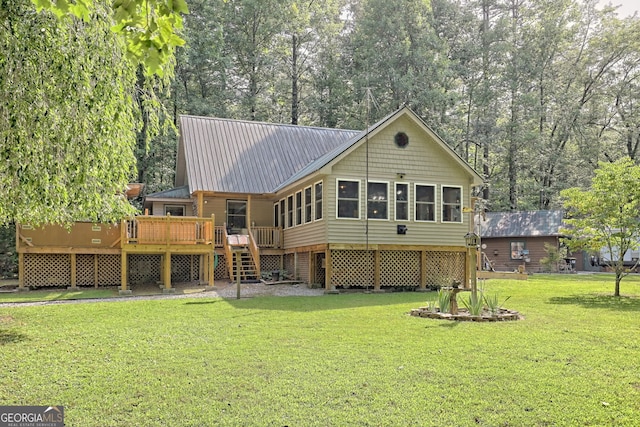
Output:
[599, 0, 639, 17]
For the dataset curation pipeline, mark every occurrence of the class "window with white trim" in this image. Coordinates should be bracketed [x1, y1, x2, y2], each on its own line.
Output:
[395, 183, 409, 221]
[304, 186, 312, 223]
[367, 181, 388, 220]
[295, 191, 303, 226]
[315, 181, 323, 220]
[279, 199, 285, 229]
[337, 179, 360, 219]
[442, 186, 462, 222]
[415, 184, 435, 222]
[274, 202, 279, 227]
[287, 195, 294, 228]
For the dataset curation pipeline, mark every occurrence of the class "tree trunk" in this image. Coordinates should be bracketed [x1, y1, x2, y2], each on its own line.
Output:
[615, 273, 621, 297]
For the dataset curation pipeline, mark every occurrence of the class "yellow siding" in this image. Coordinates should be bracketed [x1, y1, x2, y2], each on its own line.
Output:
[328, 116, 472, 247]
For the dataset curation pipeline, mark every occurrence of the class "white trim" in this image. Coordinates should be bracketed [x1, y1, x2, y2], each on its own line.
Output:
[367, 180, 390, 220]
[295, 190, 303, 227]
[273, 201, 280, 228]
[164, 204, 186, 216]
[286, 194, 294, 229]
[394, 182, 410, 221]
[441, 185, 463, 223]
[314, 180, 323, 221]
[304, 185, 313, 224]
[414, 183, 437, 222]
[279, 199, 286, 229]
[336, 178, 361, 220]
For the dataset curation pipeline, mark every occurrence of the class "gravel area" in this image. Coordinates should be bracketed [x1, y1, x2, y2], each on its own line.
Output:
[0, 281, 325, 308]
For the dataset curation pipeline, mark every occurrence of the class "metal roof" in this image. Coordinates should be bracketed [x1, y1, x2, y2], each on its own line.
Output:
[145, 185, 191, 200]
[479, 210, 565, 238]
[178, 115, 360, 194]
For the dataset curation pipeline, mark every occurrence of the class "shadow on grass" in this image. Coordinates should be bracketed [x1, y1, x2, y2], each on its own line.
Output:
[548, 293, 640, 312]
[0, 329, 28, 345]
[187, 292, 430, 312]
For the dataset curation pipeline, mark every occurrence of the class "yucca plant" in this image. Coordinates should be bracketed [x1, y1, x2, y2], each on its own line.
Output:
[437, 289, 450, 313]
[461, 292, 485, 316]
[483, 293, 511, 316]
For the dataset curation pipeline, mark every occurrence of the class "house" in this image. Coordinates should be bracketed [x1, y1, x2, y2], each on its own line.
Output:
[17, 107, 484, 292]
[478, 210, 589, 272]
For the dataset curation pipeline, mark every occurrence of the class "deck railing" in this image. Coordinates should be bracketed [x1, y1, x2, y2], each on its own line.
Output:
[123, 215, 215, 246]
[214, 226, 282, 248]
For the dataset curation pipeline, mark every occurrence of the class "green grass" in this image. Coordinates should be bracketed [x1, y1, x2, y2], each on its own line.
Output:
[1, 274, 639, 426]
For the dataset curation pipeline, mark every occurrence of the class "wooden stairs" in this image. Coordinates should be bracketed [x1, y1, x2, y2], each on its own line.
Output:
[229, 249, 258, 282]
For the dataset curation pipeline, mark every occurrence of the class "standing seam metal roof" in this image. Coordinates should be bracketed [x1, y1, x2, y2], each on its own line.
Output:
[479, 210, 565, 238]
[179, 115, 361, 194]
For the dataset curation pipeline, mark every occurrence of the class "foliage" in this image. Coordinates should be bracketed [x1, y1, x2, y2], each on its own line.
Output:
[436, 288, 450, 313]
[483, 292, 511, 316]
[461, 290, 484, 316]
[30, 0, 188, 76]
[0, 225, 16, 278]
[539, 242, 568, 273]
[0, 275, 638, 425]
[561, 157, 640, 296]
[0, 0, 142, 225]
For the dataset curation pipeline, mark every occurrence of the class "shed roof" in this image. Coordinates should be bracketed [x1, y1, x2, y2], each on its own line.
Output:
[145, 185, 191, 200]
[479, 210, 565, 238]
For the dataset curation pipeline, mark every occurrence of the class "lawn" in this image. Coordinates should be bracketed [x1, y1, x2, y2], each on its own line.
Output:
[1, 274, 639, 426]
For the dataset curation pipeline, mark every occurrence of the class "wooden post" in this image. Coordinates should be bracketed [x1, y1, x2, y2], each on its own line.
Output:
[70, 254, 77, 289]
[325, 249, 332, 291]
[373, 249, 381, 291]
[247, 195, 252, 231]
[208, 252, 215, 287]
[419, 250, 427, 290]
[164, 251, 171, 289]
[197, 191, 204, 217]
[120, 251, 128, 292]
[18, 252, 24, 289]
[235, 250, 241, 299]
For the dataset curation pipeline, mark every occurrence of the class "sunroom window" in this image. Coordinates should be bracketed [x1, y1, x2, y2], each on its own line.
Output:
[442, 186, 462, 222]
[304, 186, 312, 223]
[337, 179, 360, 219]
[367, 181, 388, 220]
[415, 184, 435, 221]
[315, 181, 323, 220]
[395, 183, 409, 221]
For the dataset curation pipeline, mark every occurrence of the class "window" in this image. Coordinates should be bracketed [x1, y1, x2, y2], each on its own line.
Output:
[304, 186, 312, 223]
[367, 181, 388, 220]
[226, 200, 247, 231]
[511, 241, 527, 260]
[274, 203, 279, 228]
[164, 205, 185, 216]
[315, 181, 323, 220]
[295, 191, 303, 226]
[279, 199, 285, 229]
[337, 179, 360, 219]
[287, 195, 294, 228]
[395, 183, 409, 221]
[415, 184, 435, 221]
[442, 186, 462, 223]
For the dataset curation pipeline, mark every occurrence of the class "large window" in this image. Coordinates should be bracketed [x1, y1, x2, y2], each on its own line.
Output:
[295, 191, 303, 226]
[442, 186, 462, 223]
[315, 181, 323, 220]
[395, 183, 409, 221]
[337, 179, 360, 219]
[287, 195, 294, 228]
[227, 200, 247, 231]
[304, 186, 312, 223]
[367, 181, 388, 219]
[415, 184, 435, 222]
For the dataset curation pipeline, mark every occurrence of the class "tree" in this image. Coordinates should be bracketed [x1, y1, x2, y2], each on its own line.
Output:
[0, 0, 143, 225]
[561, 157, 640, 296]
[31, 0, 189, 76]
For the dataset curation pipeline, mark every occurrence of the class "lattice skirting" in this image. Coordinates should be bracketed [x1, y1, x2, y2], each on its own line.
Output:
[260, 255, 281, 275]
[329, 249, 465, 288]
[215, 254, 228, 279]
[23, 253, 121, 287]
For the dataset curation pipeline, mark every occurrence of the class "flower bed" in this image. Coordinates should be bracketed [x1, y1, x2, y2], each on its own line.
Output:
[409, 307, 523, 322]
